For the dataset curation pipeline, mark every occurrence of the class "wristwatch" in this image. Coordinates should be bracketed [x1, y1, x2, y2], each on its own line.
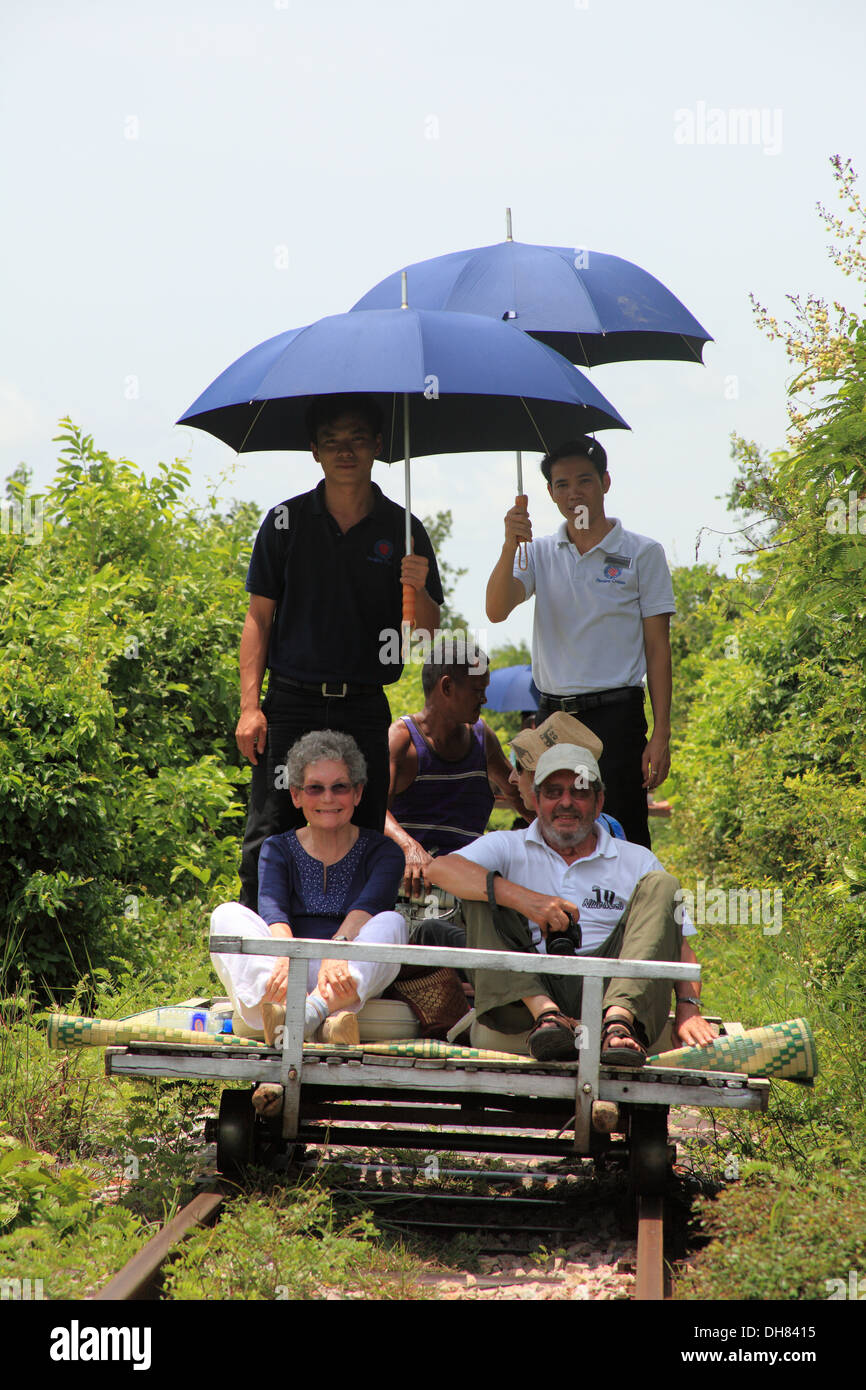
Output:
[676, 995, 701, 1009]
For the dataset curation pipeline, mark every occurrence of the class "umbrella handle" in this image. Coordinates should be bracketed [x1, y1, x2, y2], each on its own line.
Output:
[515, 491, 530, 570]
[402, 582, 416, 628]
[401, 583, 415, 663]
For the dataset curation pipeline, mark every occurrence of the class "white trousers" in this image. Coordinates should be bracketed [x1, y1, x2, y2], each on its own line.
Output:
[209, 902, 407, 1034]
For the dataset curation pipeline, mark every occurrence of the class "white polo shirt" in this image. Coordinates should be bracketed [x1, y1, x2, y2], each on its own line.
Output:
[457, 819, 695, 953]
[514, 518, 675, 695]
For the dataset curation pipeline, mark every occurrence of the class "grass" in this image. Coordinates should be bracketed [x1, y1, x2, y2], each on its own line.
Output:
[163, 1175, 432, 1300]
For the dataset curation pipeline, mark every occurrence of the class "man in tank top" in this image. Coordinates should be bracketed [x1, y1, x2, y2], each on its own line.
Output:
[386, 641, 524, 947]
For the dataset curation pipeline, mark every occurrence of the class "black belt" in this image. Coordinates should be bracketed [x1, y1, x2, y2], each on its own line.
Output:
[269, 674, 383, 698]
[538, 686, 643, 713]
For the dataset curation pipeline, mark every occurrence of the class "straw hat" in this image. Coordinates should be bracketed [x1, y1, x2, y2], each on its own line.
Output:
[510, 709, 603, 772]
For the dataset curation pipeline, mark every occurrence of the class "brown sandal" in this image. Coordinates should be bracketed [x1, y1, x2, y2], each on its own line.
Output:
[600, 1015, 648, 1067]
[527, 1009, 579, 1062]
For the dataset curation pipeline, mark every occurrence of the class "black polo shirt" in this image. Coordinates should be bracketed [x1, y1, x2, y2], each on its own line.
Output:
[246, 480, 444, 686]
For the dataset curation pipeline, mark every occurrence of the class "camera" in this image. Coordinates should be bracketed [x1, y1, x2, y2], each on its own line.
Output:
[546, 912, 582, 956]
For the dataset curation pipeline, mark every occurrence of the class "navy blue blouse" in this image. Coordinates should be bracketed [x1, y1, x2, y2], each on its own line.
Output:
[257, 828, 404, 940]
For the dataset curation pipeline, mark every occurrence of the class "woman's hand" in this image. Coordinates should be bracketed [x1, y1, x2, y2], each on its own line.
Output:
[262, 921, 293, 1003]
[317, 956, 357, 1008]
[262, 957, 291, 1004]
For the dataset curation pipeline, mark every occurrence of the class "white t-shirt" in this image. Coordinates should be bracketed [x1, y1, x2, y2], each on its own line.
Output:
[514, 518, 675, 695]
[456, 819, 695, 953]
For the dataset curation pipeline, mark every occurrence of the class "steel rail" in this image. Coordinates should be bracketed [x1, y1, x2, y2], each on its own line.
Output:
[92, 1187, 227, 1301]
[635, 1195, 668, 1301]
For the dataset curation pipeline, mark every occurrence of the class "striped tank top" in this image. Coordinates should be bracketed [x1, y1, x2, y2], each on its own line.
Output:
[390, 716, 494, 854]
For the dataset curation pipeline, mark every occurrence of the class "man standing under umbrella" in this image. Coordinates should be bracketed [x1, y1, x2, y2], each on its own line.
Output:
[485, 436, 674, 848]
[236, 394, 444, 909]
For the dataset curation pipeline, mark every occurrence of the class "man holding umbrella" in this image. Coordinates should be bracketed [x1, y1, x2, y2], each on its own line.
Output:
[236, 394, 444, 909]
[486, 436, 674, 848]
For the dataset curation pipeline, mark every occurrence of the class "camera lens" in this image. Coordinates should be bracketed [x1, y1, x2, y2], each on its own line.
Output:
[547, 933, 576, 956]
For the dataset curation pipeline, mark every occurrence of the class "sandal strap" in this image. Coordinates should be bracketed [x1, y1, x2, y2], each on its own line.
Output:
[601, 1015, 649, 1048]
[530, 1009, 575, 1033]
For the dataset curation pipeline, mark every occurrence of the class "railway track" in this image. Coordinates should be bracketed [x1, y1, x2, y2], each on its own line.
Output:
[92, 1143, 678, 1301]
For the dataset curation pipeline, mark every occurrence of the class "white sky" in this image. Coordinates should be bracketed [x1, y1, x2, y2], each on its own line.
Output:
[2, 0, 864, 649]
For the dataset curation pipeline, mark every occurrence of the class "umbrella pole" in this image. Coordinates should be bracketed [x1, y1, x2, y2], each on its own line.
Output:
[402, 391, 415, 663]
[516, 449, 529, 570]
[400, 270, 415, 664]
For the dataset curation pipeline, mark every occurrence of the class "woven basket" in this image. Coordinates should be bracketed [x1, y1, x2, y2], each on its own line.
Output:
[384, 967, 470, 1040]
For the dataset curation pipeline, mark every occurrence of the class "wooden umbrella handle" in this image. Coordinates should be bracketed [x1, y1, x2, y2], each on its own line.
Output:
[516, 492, 530, 571]
[402, 581, 416, 628]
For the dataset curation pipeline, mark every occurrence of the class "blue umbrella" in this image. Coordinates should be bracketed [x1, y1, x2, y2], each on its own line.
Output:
[179, 296, 628, 639]
[178, 305, 628, 457]
[485, 665, 540, 714]
[352, 221, 712, 369]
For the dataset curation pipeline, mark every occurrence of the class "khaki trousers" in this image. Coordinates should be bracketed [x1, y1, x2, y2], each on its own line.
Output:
[462, 870, 683, 1050]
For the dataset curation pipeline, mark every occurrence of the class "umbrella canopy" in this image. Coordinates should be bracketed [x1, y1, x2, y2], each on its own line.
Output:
[484, 664, 540, 714]
[177, 306, 629, 456]
[351, 239, 712, 368]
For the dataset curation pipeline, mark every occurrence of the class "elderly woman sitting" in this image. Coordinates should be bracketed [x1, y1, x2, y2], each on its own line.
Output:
[210, 730, 407, 1054]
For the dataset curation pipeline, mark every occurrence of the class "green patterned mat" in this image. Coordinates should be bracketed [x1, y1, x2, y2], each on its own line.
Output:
[45, 1013, 817, 1079]
[45, 1015, 537, 1063]
[648, 1017, 817, 1080]
[46, 1014, 274, 1051]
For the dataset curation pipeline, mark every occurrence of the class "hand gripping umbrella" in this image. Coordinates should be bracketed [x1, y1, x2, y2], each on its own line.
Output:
[352, 212, 712, 564]
[178, 282, 628, 656]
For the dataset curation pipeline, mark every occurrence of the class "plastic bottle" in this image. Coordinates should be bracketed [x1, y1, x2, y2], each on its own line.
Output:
[152, 1007, 226, 1035]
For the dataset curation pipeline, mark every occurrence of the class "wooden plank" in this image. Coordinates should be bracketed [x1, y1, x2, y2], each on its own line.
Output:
[209, 934, 700, 982]
[106, 1053, 284, 1083]
[278, 965, 306, 1141]
[574, 976, 602, 1153]
[301, 1063, 579, 1099]
[601, 1078, 766, 1109]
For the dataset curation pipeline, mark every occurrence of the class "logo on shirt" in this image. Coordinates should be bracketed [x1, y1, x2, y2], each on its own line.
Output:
[582, 886, 626, 911]
[597, 551, 631, 585]
[370, 539, 394, 564]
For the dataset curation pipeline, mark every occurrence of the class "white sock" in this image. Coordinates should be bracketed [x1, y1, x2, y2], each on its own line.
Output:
[304, 992, 328, 1040]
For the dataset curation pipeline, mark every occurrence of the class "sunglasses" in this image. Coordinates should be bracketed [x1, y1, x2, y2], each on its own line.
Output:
[537, 779, 598, 801]
[301, 782, 355, 797]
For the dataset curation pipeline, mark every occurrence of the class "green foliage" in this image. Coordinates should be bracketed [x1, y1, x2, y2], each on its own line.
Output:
[662, 159, 866, 1209]
[676, 1169, 866, 1301]
[0, 422, 254, 990]
[418, 508, 468, 631]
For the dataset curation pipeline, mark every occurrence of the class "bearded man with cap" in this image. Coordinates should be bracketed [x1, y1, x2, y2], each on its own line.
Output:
[508, 709, 625, 840]
[425, 743, 715, 1062]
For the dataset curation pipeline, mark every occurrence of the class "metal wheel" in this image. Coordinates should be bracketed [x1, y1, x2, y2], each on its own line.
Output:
[216, 1088, 255, 1180]
[628, 1105, 671, 1196]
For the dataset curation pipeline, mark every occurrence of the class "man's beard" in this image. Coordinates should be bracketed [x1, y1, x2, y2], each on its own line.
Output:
[541, 810, 595, 850]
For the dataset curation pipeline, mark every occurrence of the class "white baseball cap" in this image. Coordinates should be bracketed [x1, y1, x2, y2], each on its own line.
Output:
[533, 743, 602, 790]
